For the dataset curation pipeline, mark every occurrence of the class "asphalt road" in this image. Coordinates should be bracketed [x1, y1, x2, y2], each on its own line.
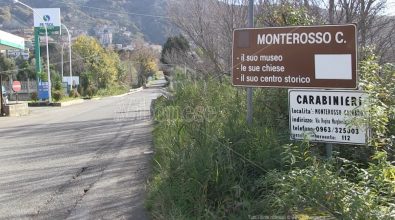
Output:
[0, 82, 166, 219]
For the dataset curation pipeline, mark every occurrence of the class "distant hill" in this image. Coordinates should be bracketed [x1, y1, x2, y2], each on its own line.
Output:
[0, 0, 171, 44]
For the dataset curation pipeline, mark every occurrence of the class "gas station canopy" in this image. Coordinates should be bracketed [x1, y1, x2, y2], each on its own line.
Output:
[0, 30, 25, 50]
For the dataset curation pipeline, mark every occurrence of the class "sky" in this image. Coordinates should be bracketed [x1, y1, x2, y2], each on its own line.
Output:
[386, 0, 395, 15]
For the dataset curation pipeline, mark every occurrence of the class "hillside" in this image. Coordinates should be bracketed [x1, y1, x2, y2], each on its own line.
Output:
[0, 0, 170, 44]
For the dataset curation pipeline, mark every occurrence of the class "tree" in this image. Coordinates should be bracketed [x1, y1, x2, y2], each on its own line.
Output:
[318, 0, 393, 62]
[17, 61, 35, 81]
[161, 35, 190, 64]
[134, 46, 159, 87]
[72, 35, 124, 89]
[358, 50, 395, 151]
[168, 0, 248, 76]
[0, 55, 16, 81]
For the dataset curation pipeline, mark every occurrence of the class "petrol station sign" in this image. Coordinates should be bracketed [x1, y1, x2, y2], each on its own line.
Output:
[33, 8, 61, 35]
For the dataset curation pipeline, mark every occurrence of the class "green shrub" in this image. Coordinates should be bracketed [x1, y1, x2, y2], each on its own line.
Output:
[52, 90, 63, 102]
[148, 73, 288, 219]
[69, 89, 80, 98]
[358, 50, 395, 148]
[85, 85, 97, 98]
[96, 84, 129, 96]
[258, 143, 395, 219]
[148, 69, 395, 219]
[30, 92, 38, 102]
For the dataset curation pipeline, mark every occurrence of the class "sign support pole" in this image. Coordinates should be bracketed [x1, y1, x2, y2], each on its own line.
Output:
[246, 0, 254, 125]
[325, 143, 333, 160]
[34, 28, 42, 95]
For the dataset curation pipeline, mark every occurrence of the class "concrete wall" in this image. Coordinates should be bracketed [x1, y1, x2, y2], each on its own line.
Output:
[4, 103, 29, 117]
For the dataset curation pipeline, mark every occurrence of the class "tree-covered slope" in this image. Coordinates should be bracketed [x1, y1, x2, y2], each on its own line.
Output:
[0, 0, 170, 44]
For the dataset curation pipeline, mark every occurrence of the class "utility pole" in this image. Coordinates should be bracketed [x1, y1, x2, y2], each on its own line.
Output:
[247, 0, 254, 125]
[61, 42, 64, 78]
[62, 24, 72, 91]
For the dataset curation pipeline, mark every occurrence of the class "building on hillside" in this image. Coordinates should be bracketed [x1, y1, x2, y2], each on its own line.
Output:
[100, 29, 113, 47]
[115, 44, 123, 50]
[150, 44, 162, 54]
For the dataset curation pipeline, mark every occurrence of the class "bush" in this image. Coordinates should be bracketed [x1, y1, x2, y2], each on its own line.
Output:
[259, 144, 395, 219]
[358, 50, 395, 149]
[30, 92, 38, 102]
[52, 90, 63, 102]
[69, 89, 80, 98]
[148, 73, 288, 219]
[96, 84, 129, 96]
[148, 67, 395, 219]
[85, 85, 97, 98]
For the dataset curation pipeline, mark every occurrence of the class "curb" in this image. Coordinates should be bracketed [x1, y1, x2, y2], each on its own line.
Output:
[28, 99, 85, 107]
[60, 99, 85, 107]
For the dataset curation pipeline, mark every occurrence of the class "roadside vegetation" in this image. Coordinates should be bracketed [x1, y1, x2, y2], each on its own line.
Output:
[148, 0, 395, 219]
[2, 34, 160, 103]
[148, 55, 395, 219]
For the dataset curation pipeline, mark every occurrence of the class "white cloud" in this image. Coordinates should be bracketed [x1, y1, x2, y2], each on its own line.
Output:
[386, 0, 395, 15]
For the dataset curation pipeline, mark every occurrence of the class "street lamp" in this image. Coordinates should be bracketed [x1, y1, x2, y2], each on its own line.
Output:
[13, 0, 52, 101]
[61, 24, 72, 91]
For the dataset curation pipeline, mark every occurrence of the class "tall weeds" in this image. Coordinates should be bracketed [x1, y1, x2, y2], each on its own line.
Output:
[147, 69, 395, 219]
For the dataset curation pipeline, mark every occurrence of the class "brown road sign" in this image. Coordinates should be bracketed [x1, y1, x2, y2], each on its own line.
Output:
[232, 24, 357, 89]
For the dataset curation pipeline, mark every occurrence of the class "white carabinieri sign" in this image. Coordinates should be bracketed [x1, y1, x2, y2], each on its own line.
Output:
[289, 90, 368, 145]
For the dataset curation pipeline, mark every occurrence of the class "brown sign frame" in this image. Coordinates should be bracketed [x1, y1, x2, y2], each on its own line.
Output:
[232, 24, 357, 89]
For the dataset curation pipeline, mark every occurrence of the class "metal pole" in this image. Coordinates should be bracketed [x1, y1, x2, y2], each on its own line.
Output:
[62, 24, 72, 92]
[247, 0, 254, 125]
[34, 28, 41, 94]
[61, 43, 64, 78]
[44, 22, 51, 101]
[325, 143, 333, 160]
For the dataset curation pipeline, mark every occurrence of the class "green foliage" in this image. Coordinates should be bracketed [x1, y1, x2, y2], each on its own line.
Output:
[149, 65, 395, 219]
[85, 85, 97, 99]
[72, 36, 124, 89]
[38, 71, 48, 82]
[358, 49, 395, 148]
[259, 145, 395, 219]
[52, 90, 63, 102]
[0, 55, 15, 74]
[161, 35, 190, 63]
[148, 73, 289, 219]
[69, 90, 80, 98]
[17, 61, 35, 81]
[30, 92, 38, 102]
[53, 80, 63, 92]
[80, 71, 94, 91]
[96, 84, 129, 96]
[364, 151, 395, 205]
[135, 48, 159, 87]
